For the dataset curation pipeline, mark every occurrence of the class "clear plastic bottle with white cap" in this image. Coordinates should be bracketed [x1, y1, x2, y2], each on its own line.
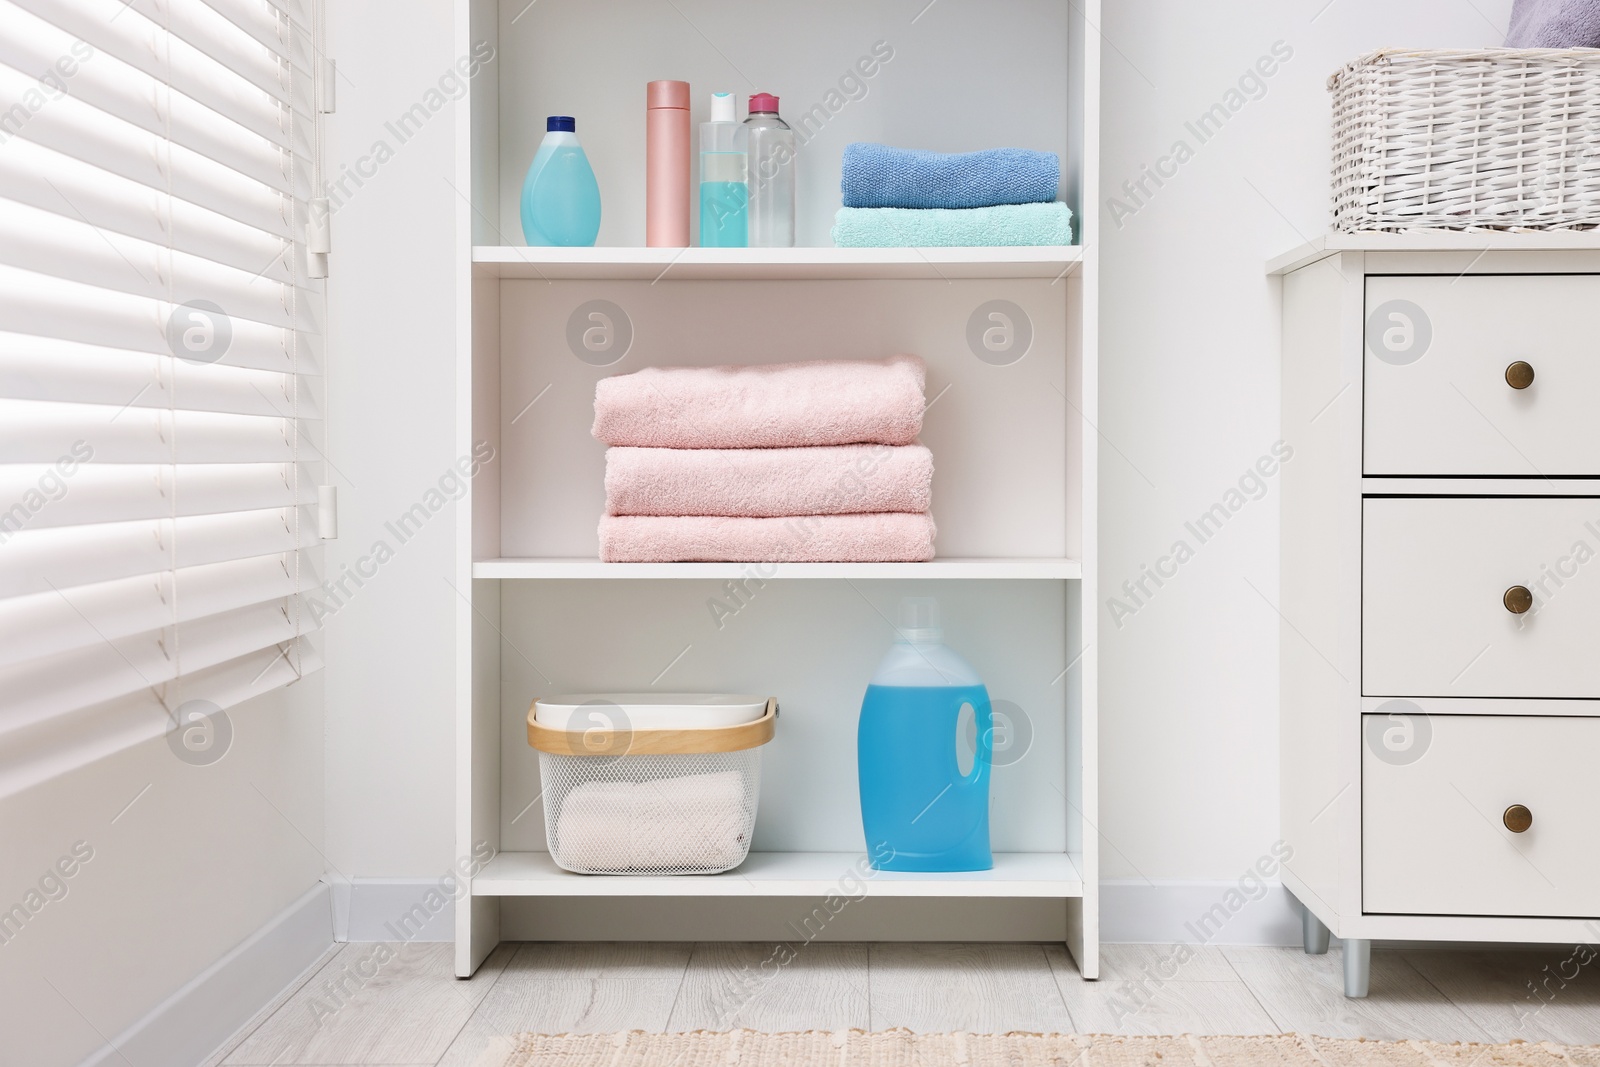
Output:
[699, 92, 747, 247]
[857, 596, 994, 872]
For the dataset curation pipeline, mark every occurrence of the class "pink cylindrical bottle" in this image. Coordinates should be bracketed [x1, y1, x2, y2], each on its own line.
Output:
[646, 80, 691, 247]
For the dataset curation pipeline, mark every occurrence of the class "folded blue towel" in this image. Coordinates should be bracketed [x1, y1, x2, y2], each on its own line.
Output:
[841, 143, 1060, 210]
[1506, 0, 1600, 46]
[831, 203, 1073, 248]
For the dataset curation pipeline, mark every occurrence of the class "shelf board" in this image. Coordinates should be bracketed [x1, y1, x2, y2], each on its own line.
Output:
[473, 245, 1084, 281]
[472, 557, 1082, 580]
[1268, 231, 1600, 275]
[473, 850, 1084, 898]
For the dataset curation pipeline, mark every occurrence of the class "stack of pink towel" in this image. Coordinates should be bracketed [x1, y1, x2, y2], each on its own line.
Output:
[593, 356, 936, 562]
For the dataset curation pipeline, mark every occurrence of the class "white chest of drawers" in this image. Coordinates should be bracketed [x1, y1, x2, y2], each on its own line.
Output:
[1273, 234, 1600, 998]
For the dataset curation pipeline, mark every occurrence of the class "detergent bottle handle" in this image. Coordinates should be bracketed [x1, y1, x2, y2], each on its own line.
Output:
[955, 691, 994, 788]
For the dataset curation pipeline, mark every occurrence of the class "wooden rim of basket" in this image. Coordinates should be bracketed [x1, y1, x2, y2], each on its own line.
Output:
[526, 697, 777, 756]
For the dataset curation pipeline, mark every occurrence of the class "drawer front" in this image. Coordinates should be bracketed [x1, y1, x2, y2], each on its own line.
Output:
[1364, 275, 1600, 476]
[1363, 712, 1600, 917]
[1363, 497, 1600, 698]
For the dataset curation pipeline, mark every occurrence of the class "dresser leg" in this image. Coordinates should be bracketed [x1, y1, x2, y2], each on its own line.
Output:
[1342, 938, 1371, 997]
[1302, 905, 1331, 955]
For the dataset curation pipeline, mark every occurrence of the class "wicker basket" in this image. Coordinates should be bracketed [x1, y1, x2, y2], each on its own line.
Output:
[1330, 48, 1600, 232]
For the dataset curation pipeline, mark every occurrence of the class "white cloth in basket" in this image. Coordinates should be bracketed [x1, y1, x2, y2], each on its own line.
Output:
[554, 770, 749, 872]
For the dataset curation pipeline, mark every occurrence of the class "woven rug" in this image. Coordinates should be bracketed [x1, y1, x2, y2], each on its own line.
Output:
[481, 1029, 1600, 1066]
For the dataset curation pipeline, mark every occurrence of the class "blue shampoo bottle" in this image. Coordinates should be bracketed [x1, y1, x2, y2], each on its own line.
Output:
[857, 597, 993, 872]
[520, 116, 601, 246]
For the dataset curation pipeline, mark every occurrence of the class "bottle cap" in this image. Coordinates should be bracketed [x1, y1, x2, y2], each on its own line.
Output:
[748, 92, 779, 113]
[647, 80, 691, 109]
[710, 91, 736, 123]
[897, 596, 941, 644]
[546, 116, 575, 132]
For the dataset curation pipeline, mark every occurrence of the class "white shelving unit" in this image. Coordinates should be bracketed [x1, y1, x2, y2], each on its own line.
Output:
[472, 558, 1084, 580]
[451, 0, 1100, 978]
[475, 851, 1086, 898]
[472, 245, 1085, 280]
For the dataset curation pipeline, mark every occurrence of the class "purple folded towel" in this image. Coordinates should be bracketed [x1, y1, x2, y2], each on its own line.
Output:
[1506, 0, 1600, 47]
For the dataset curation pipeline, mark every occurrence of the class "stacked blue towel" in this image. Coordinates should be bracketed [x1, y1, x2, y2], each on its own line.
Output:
[833, 203, 1073, 248]
[841, 144, 1060, 209]
[833, 143, 1072, 248]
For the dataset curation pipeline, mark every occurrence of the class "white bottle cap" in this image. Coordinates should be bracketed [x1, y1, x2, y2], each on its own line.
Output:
[897, 596, 942, 644]
[710, 91, 736, 123]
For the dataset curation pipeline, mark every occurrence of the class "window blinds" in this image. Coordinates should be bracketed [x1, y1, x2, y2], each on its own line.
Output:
[0, 0, 324, 795]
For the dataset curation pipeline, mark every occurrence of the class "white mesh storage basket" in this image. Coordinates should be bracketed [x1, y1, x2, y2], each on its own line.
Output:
[1330, 48, 1600, 232]
[528, 695, 775, 876]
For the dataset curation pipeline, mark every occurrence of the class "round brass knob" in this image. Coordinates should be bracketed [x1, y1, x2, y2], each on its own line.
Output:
[1504, 804, 1533, 833]
[1506, 361, 1535, 389]
[1504, 585, 1534, 614]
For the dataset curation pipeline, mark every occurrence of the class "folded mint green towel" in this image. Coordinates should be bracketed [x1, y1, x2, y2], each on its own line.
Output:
[831, 202, 1073, 248]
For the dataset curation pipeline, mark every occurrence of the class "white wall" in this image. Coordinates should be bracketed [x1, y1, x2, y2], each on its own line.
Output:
[317, 0, 1520, 938]
[0, 682, 325, 1066]
[1097, 0, 1513, 887]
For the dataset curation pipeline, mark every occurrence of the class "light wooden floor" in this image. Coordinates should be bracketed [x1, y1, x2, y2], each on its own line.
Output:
[202, 940, 1600, 1066]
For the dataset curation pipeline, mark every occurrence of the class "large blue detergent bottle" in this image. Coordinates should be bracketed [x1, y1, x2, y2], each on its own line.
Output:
[857, 596, 993, 872]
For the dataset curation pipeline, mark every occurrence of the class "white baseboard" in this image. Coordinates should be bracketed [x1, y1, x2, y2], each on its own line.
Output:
[1101, 879, 1303, 946]
[79, 882, 335, 1067]
[338, 878, 1304, 947]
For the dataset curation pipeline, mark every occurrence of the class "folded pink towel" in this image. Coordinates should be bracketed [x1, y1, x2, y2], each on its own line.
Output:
[592, 355, 926, 449]
[599, 513, 936, 562]
[605, 444, 933, 518]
